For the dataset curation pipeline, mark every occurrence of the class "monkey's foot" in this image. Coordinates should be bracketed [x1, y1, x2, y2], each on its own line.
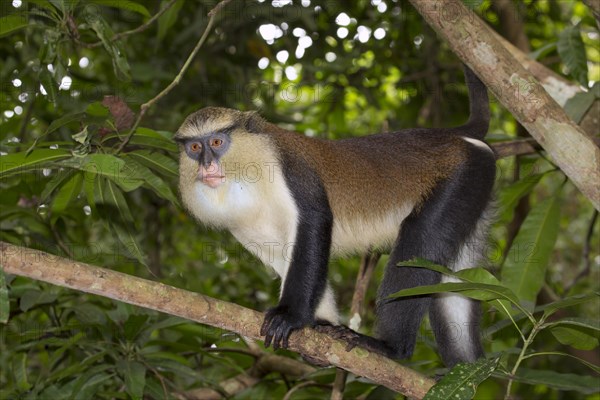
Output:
[313, 322, 399, 359]
[313, 323, 362, 352]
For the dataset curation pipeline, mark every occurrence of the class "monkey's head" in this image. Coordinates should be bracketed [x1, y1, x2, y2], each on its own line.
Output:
[175, 107, 266, 189]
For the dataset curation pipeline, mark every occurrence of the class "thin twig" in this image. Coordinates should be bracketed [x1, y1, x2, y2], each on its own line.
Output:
[50, 226, 74, 259]
[114, 0, 231, 154]
[82, 0, 179, 49]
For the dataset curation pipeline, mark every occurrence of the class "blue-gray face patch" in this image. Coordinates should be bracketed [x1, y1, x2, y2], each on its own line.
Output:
[176, 133, 231, 167]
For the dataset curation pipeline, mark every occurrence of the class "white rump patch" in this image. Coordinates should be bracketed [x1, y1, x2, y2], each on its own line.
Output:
[462, 136, 493, 153]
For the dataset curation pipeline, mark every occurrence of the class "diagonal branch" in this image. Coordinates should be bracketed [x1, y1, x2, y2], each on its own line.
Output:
[0, 242, 435, 399]
[409, 0, 600, 210]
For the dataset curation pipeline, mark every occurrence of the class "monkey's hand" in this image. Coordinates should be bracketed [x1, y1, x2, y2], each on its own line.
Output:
[260, 305, 311, 350]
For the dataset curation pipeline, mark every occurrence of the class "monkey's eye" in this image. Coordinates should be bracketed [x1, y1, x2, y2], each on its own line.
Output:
[210, 138, 223, 147]
[190, 142, 202, 153]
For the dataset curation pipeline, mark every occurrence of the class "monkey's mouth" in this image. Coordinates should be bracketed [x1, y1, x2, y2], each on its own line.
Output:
[198, 174, 225, 188]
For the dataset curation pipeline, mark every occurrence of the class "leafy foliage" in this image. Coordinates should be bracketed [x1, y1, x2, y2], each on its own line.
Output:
[0, 0, 599, 399]
[424, 357, 500, 400]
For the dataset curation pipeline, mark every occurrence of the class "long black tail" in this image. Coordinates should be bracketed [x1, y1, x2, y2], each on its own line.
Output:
[461, 65, 490, 140]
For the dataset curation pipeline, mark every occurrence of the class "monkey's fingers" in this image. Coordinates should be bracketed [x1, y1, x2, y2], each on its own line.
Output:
[261, 316, 276, 347]
[282, 326, 293, 349]
[272, 322, 289, 350]
[260, 317, 271, 337]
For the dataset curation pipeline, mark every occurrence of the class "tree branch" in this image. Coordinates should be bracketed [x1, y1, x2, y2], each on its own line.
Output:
[409, 0, 600, 210]
[0, 242, 435, 399]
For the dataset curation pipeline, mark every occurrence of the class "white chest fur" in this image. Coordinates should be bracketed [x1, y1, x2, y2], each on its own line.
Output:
[184, 168, 299, 279]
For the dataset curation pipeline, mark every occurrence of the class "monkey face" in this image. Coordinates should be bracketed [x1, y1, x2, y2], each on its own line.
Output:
[176, 133, 231, 188]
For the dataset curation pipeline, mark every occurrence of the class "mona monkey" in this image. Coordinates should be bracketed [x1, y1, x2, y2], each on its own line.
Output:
[175, 66, 495, 367]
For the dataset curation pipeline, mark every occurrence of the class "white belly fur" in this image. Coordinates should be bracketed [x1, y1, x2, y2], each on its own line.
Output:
[331, 202, 414, 255]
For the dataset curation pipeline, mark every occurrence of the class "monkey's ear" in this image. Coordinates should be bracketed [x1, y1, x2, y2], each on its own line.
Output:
[244, 111, 264, 133]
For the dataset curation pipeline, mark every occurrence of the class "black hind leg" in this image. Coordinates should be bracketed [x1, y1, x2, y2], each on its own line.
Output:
[376, 146, 495, 364]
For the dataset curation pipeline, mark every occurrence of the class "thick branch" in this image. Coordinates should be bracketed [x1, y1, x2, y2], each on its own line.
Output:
[0, 242, 434, 399]
[490, 30, 579, 108]
[409, 0, 600, 210]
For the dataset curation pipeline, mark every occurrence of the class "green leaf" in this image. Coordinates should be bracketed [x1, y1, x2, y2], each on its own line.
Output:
[122, 157, 179, 204]
[117, 360, 146, 399]
[529, 42, 557, 61]
[39, 68, 58, 102]
[548, 318, 600, 350]
[144, 377, 169, 399]
[157, 0, 185, 41]
[389, 281, 521, 306]
[51, 172, 83, 215]
[19, 289, 58, 311]
[424, 357, 500, 400]
[102, 180, 146, 265]
[0, 149, 71, 179]
[74, 372, 114, 400]
[46, 112, 86, 134]
[498, 173, 544, 223]
[86, 101, 110, 117]
[103, 128, 177, 152]
[88, 13, 131, 81]
[123, 314, 149, 341]
[13, 353, 31, 391]
[511, 367, 600, 394]
[0, 267, 9, 324]
[73, 303, 107, 325]
[82, 171, 97, 214]
[0, 15, 29, 37]
[92, 177, 146, 265]
[127, 150, 178, 177]
[90, 0, 150, 17]
[27, 0, 60, 14]
[59, 154, 144, 192]
[542, 292, 600, 317]
[48, 351, 104, 382]
[396, 260, 499, 285]
[39, 28, 60, 64]
[501, 195, 561, 311]
[557, 25, 589, 87]
[48, 0, 65, 13]
[524, 351, 600, 374]
[72, 126, 89, 144]
[564, 84, 598, 123]
[396, 260, 517, 316]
